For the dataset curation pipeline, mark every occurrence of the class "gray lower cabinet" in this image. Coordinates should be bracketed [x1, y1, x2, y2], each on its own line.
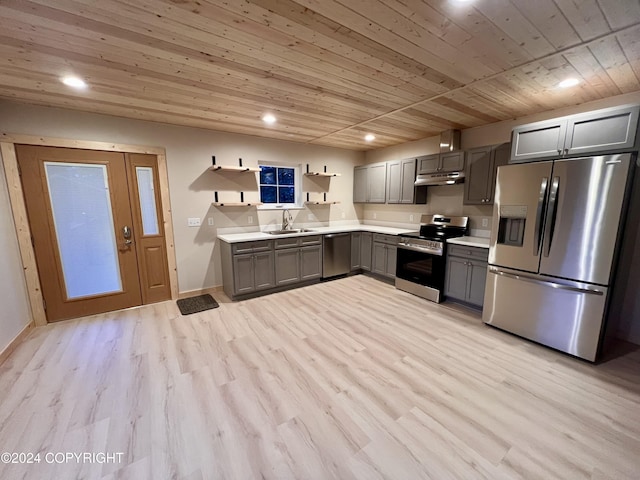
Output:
[444, 245, 489, 308]
[300, 245, 322, 280]
[275, 248, 300, 286]
[351, 232, 361, 270]
[275, 235, 322, 285]
[360, 232, 372, 271]
[222, 240, 275, 298]
[372, 234, 398, 279]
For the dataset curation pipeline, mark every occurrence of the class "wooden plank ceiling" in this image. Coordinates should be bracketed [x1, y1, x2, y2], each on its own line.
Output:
[0, 0, 639, 150]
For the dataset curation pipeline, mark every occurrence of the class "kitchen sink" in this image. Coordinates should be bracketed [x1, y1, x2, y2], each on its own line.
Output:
[265, 228, 315, 235]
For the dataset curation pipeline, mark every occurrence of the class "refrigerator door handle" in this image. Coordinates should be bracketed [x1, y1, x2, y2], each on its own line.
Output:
[533, 177, 549, 256]
[488, 268, 604, 295]
[543, 176, 560, 257]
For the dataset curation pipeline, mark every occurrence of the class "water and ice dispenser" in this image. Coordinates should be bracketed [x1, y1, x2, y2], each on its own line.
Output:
[497, 205, 527, 247]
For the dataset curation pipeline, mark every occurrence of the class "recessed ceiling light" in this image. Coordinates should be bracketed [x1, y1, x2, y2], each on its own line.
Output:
[61, 76, 87, 89]
[262, 113, 276, 125]
[364, 134, 375, 142]
[558, 78, 580, 89]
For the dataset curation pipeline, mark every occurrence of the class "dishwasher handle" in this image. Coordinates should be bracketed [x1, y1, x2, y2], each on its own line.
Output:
[324, 233, 349, 239]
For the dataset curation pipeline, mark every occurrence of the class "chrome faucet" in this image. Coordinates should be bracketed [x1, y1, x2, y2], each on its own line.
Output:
[282, 209, 293, 230]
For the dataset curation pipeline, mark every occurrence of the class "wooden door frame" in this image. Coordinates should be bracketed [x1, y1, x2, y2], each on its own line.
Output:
[0, 133, 178, 327]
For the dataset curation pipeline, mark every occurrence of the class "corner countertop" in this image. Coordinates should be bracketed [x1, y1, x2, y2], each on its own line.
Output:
[217, 225, 415, 243]
[447, 236, 490, 249]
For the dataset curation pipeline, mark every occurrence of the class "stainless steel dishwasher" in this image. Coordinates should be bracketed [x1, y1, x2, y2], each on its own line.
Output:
[322, 233, 351, 278]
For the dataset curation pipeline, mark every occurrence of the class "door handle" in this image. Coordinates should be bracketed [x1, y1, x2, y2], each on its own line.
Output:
[489, 268, 603, 295]
[533, 177, 548, 256]
[123, 226, 133, 246]
[543, 177, 560, 257]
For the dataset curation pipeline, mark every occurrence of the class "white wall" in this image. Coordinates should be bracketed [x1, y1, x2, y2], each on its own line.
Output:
[0, 100, 364, 294]
[0, 149, 32, 352]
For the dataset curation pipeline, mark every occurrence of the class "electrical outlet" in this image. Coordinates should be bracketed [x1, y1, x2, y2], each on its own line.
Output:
[308, 213, 313, 220]
[208, 217, 214, 226]
[409, 214, 414, 222]
[341, 212, 345, 219]
[482, 217, 489, 227]
[187, 217, 201, 227]
[248, 215, 253, 224]
[373, 213, 377, 219]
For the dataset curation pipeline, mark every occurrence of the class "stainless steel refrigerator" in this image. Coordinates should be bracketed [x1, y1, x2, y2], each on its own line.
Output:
[483, 153, 635, 361]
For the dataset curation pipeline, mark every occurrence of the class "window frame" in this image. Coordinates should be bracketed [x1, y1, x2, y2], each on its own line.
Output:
[257, 161, 303, 210]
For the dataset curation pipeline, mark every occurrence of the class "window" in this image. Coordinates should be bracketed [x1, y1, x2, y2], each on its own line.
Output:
[258, 163, 302, 208]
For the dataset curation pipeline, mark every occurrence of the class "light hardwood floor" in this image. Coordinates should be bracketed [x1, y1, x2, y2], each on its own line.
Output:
[1, 275, 639, 480]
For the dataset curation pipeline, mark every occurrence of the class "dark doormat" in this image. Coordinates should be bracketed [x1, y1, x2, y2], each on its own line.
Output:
[177, 294, 219, 315]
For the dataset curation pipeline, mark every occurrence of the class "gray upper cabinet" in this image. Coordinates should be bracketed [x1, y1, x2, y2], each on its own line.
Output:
[417, 154, 440, 174]
[511, 119, 566, 163]
[353, 162, 386, 203]
[418, 151, 464, 174]
[387, 158, 417, 204]
[565, 106, 639, 156]
[440, 151, 465, 172]
[353, 166, 368, 203]
[511, 105, 639, 163]
[368, 163, 387, 203]
[464, 143, 510, 205]
[386, 161, 401, 203]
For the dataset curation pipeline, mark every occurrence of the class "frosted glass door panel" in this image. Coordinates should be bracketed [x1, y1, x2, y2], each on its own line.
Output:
[135, 166, 159, 235]
[45, 162, 122, 299]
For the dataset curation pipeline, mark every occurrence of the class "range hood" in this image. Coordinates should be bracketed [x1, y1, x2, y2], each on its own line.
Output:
[439, 129, 461, 153]
[415, 171, 465, 186]
[414, 129, 464, 186]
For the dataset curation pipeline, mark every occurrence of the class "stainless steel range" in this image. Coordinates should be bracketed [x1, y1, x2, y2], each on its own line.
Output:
[395, 214, 468, 303]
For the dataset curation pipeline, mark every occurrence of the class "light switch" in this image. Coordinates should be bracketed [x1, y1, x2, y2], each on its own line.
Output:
[188, 217, 201, 227]
[208, 217, 214, 226]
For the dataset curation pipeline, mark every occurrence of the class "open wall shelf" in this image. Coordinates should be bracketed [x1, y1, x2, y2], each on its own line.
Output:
[304, 201, 340, 205]
[304, 171, 340, 177]
[212, 202, 263, 207]
[209, 165, 261, 173]
[209, 156, 261, 206]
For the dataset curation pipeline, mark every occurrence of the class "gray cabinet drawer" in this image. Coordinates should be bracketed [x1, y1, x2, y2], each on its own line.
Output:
[448, 245, 489, 261]
[232, 240, 273, 254]
[373, 233, 399, 245]
[275, 235, 321, 249]
[300, 235, 322, 246]
[275, 237, 300, 249]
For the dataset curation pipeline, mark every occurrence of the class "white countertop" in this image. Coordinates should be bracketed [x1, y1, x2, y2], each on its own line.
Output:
[447, 236, 490, 249]
[217, 225, 414, 243]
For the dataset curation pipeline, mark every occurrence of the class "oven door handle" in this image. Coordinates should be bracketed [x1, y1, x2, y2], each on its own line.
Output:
[398, 243, 442, 256]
